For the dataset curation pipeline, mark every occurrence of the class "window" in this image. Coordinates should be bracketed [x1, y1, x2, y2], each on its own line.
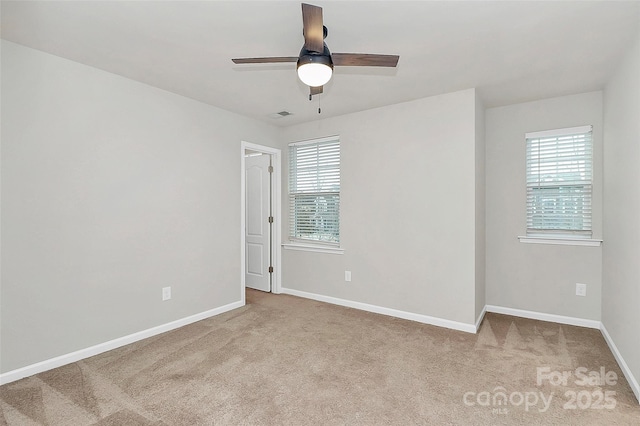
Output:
[525, 125, 593, 238]
[288, 136, 340, 245]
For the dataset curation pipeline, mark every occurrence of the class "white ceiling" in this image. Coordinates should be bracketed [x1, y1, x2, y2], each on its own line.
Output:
[2, 1, 639, 127]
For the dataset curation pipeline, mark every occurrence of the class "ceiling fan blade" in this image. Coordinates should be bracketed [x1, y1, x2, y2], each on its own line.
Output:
[302, 3, 324, 53]
[310, 86, 323, 96]
[332, 53, 399, 67]
[232, 57, 298, 64]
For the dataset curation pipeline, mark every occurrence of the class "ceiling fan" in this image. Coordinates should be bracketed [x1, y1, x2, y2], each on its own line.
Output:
[232, 3, 400, 99]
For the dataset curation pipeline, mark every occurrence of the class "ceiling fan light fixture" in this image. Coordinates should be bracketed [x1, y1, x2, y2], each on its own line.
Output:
[297, 55, 333, 87]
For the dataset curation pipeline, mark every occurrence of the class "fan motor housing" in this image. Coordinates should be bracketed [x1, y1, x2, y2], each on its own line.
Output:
[297, 44, 333, 69]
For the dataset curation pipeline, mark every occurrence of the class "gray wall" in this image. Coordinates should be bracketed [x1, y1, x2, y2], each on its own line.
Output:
[485, 92, 603, 320]
[280, 89, 483, 326]
[602, 31, 640, 395]
[0, 41, 279, 372]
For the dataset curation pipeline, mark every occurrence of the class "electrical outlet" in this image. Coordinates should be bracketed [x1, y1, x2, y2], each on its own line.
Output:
[345, 271, 351, 282]
[576, 283, 587, 297]
[162, 286, 171, 301]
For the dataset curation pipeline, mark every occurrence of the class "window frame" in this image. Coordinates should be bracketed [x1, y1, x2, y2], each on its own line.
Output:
[287, 135, 341, 251]
[522, 125, 597, 244]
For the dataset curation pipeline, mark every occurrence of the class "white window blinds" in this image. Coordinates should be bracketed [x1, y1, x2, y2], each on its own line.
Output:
[289, 136, 340, 244]
[525, 126, 593, 238]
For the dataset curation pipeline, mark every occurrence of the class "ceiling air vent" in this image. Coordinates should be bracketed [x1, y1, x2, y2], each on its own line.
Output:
[269, 111, 293, 119]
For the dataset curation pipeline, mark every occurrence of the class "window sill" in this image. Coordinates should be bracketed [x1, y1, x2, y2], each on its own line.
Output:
[518, 236, 602, 247]
[282, 243, 344, 255]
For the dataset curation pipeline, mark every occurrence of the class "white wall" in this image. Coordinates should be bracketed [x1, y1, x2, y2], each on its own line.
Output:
[280, 89, 482, 327]
[485, 92, 603, 320]
[602, 31, 640, 399]
[0, 41, 279, 373]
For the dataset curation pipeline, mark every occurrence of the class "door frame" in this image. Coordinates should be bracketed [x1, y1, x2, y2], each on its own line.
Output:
[240, 141, 282, 305]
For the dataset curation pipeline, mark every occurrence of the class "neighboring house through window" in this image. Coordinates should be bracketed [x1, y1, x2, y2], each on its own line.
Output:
[525, 125, 593, 239]
[288, 136, 340, 245]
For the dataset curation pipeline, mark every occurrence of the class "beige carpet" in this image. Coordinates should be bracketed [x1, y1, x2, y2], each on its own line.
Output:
[1, 289, 638, 425]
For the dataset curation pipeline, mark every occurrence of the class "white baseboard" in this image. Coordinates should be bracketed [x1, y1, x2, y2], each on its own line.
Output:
[475, 305, 487, 332]
[600, 324, 640, 404]
[485, 305, 601, 329]
[0, 300, 244, 386]
[281, 287, 477, 334]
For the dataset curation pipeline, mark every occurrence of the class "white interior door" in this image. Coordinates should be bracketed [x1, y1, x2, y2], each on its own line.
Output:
[245, 153, 271, 292]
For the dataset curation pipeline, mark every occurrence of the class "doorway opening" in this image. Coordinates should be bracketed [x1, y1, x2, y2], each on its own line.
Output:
[240, 141, 282, 306]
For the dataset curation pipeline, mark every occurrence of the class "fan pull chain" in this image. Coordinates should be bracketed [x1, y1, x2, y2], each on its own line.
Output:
[318, 94, 321, 114]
